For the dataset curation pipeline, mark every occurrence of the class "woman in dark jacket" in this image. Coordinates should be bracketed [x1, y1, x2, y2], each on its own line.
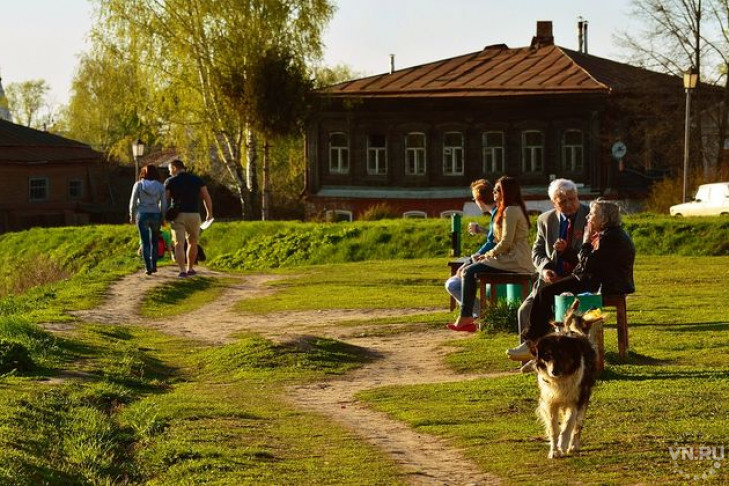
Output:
[522, 198, 635, 345]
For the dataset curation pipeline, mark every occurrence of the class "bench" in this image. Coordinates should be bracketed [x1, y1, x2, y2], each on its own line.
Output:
[447, 259, 534, 310]
[602, 294, 629, 360]
[558, 294, 629, 372]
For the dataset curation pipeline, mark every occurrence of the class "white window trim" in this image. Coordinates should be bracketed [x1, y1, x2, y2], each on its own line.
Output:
[482, 131, 505, 174]
[329, 132, 349, 174]
[405, 132, 427, 176]
[442, 132, 464, 176]
[562, 129, 584, 172]
[367, 135, 388, 175]
[440, 210, 464, 218]
[522, 130, 544, 173]
[403, 210, 427, 219]
[29, 177, 50, 202]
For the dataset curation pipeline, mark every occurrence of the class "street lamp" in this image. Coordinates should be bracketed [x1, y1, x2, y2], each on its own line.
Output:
[132, 138, 145, 179]
[682, 67, 699, 203]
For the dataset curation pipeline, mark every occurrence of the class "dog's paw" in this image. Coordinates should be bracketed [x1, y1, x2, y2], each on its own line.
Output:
[566, 446, 580, 456]
[548, 449, 563, 459]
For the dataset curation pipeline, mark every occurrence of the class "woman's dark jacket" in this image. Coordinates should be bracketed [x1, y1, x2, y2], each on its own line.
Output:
[574, 225, 635, 295]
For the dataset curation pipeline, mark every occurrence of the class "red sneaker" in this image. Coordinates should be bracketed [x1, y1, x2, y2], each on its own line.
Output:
[447, 322, 477, 333]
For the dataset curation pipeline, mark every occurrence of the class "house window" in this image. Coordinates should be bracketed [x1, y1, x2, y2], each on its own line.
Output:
[405, 132, 426, 176]
[562, 129, 584, 172]
[522, 130, 544, 173]
[69, 179, 84, 199]
[29, 177, 49, 202]
[329, 132, 349, 174]
[367, 134, 387, 175]
[403, 211, 427, 219]
[443, 132, 464, 175]
[482, 131, 505, 174]
[331, 210, 353, 222]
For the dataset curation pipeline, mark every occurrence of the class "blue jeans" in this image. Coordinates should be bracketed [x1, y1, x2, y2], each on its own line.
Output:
[137, 212, 162, 273]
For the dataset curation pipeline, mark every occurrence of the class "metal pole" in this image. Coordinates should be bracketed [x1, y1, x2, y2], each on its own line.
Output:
[134, 156, 139, 183]
[682, 88, 692, 203]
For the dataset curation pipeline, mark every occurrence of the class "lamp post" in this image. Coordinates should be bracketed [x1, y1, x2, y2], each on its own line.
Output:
[682, 67, 699, 203]
[132, 138, 145, 180]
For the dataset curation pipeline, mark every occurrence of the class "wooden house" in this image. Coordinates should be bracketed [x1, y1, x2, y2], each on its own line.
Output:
[304, 21, 685, 220]
[0, 119, 109, 232]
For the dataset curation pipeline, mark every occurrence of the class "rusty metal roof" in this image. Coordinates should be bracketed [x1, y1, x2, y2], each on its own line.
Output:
[322, 44, 681, 98]
[0, 118, 102, 164]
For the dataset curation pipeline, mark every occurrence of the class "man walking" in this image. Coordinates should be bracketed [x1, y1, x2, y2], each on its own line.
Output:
[507, 178, 589, 361]
[164, 159, 213, 277]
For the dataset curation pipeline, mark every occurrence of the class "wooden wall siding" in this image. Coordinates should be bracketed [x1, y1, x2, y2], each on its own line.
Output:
[310, 95, 605, 193]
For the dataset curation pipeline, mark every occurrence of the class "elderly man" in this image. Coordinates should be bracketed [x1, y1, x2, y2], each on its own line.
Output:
[507, 178, 589, 361]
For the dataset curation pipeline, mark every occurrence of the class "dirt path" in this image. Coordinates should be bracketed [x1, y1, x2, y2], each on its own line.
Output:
[66, 266, 504, 485]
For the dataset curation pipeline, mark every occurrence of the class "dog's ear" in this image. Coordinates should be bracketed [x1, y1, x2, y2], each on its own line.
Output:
[549, 320, 566, 333]
[570, 298, 580, 312]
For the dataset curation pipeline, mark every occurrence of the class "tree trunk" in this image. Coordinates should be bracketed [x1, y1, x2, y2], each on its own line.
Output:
[247, 128, 261, 219]
[262, 139, 272, 220]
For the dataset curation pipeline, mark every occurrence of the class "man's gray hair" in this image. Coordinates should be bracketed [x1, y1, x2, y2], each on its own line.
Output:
[548, 178, 578, 200]
[590, 198, 622, 227]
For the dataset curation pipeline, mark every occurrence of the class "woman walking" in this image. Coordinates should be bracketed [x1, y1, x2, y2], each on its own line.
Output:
[129, 164, 167, 275]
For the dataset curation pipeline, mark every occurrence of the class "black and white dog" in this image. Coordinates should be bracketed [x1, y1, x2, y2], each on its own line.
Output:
[529, 300, 602, 458]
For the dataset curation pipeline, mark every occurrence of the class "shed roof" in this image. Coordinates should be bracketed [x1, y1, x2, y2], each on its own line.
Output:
[0, 119, 102, 164]
[322, 44, 682, 99]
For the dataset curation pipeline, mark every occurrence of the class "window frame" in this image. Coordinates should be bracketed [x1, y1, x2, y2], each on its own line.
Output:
[403, 210, 427, 219]
[68, 179, 84, 199]
[440, 210, 464, 218]
[29, 177, 50, 202]
[442, 131, 464, 176]
[328, 132, 350, 174]
[482, 131, 505, 174]
[405, 132, 427, 176]
[562, 129, 584, 172]
[366, 133, 388, 175]
[521, 130, 544, 173]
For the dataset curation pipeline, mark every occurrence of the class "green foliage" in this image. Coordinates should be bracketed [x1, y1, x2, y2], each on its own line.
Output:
[0, 339, 33, 373]
[0, 225, 139, 320]
[4, 79, 51, 128]
[205, 220, 451, 270]
[479, 300, 520, 333]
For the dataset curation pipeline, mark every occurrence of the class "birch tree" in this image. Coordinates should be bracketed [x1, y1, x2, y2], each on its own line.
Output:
[90, 0, 333, 218]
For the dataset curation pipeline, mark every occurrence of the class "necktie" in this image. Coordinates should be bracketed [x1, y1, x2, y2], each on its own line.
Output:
[562, 217, 575, 275]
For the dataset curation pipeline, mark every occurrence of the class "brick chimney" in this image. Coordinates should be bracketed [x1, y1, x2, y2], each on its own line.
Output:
[530, 20, 554, 49]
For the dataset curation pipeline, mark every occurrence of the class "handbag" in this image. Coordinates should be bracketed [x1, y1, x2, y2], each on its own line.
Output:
[165, 206, 180, 221]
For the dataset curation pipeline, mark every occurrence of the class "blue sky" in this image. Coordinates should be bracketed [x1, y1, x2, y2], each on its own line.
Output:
[0, 0, 636, 106]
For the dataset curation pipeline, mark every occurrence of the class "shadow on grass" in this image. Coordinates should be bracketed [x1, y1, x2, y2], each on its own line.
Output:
[601, 367, 727, 382]
[661, 322, 729, 333]
[605, 350, 673, 367]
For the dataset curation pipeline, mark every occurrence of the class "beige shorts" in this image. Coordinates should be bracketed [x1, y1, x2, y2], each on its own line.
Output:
[171, 212, 201, 244]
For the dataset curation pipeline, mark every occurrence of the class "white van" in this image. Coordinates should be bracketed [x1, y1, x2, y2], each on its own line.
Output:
[669, 182, 729, 216]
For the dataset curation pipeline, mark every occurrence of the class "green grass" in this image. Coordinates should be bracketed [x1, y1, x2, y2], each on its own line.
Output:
[140, 276, 230, 317]
[236, 258, 445, 313]
[0, 222, 727, 484]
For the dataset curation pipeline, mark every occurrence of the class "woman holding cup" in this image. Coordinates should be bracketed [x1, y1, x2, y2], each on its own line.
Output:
[444, 179, 497, 319]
